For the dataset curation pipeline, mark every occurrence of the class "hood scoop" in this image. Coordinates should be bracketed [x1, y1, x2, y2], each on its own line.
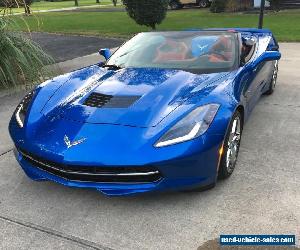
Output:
[83, 92, 141, 108]
[42, 67, 228, 127]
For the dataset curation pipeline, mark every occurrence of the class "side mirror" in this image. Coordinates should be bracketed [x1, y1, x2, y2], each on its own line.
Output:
[99, 48, 111, 61]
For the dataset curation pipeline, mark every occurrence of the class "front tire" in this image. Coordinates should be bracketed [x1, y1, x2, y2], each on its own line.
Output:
[264, 60, 278, 95]
[218, 111, 243, 179]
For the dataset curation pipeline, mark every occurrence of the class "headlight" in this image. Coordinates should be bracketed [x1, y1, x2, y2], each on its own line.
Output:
[155, 104, 220, 147]
[15, 90, 36, 128]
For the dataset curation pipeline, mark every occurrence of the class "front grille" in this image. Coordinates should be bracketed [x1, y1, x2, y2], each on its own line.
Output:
[20, 150, 162, 183]
[84, 92, 140, 108]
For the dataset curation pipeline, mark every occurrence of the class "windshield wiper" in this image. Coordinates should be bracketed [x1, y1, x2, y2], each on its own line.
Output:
[102, 64, 123, 70]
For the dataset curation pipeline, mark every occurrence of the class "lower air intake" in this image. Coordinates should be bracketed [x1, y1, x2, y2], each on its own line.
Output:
[20, 150, 162, 183]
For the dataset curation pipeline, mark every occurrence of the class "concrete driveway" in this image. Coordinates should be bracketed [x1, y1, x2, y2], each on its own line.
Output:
[0, 43, 299, 250]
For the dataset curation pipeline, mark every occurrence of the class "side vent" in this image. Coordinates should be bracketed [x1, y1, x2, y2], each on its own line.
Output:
[84, 92, 140, 108]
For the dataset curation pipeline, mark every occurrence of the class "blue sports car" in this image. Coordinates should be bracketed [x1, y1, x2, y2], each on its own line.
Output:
[9, 28, 281, 196]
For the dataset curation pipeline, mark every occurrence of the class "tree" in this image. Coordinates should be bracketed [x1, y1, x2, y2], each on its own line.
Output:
[211, 0, 252, 12]
[226, 0, 252, 12]
[269, 0, 281, 11]
[24, 0, 32, 15]
[112, 0, 117, 6]
[74, 0, 78, 7]
[122, 0, 168, 30]
[210, 0, 226, 13]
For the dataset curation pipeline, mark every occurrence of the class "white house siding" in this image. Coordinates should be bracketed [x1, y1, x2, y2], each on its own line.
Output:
[254, 0, 270, 8]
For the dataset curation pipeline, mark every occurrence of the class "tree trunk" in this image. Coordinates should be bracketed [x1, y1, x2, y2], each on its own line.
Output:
[74, 0, 79, 6]
[96, 0, 100, 3]
[24, 4, 31, 15]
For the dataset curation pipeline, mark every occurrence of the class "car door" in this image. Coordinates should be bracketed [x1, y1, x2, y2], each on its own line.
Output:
[243, 34, 273, 112]
[243, 68, 260, 112]
[261, 36, 280, 93]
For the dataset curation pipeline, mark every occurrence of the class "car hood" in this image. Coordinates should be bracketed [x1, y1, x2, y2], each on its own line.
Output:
[41, 66, 228, 128]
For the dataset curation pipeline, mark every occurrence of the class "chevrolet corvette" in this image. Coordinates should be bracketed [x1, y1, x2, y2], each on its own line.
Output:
[9, 28, 281, 196]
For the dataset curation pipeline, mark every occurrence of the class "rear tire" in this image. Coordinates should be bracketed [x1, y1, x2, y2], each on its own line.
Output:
[199, 0, 209, 8]
[264, 60, 278, 95]
[218, 111, 243, 180]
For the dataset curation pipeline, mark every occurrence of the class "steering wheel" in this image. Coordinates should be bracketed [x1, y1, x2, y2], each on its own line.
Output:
[154, 40, 189, 62]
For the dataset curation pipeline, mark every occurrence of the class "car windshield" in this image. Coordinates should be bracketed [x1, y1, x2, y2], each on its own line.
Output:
[106, 31, 239, 74]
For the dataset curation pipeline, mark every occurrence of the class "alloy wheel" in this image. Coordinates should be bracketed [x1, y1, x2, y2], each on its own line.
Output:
[272, 60, 279, 89]
[199, 0, 208, 7]
[225, 116, 241, 174]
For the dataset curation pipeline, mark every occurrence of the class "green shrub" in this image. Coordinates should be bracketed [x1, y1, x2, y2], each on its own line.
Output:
[0, 0, 34, 14]
[210, 0, 226, 13]
[122, 0, 168, 30]
[0, 0, 27, 7]
[226, 0, 239, 12]
[0, 17, 54, 89]
[226, 0, 252, 12]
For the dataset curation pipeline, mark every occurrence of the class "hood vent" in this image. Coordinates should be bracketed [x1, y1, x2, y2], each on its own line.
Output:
[84, 92, 140, 108]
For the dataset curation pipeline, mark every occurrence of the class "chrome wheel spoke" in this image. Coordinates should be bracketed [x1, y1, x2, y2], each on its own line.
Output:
[232, 134, 241, 143]
[227, 133, 234, 146]
[226, 150, 231, 169]
[231, 119, 237, 133]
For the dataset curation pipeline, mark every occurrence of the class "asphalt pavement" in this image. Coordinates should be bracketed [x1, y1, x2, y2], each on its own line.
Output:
[30, 32, 124, 62]
[0, 43, 299, 250]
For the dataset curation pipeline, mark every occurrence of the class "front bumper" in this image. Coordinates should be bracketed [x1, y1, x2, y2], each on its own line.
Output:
[10, 113, 225, 196]
[13, 139, 222, 196]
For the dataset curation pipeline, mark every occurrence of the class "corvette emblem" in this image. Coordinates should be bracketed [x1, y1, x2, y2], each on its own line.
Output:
[197, 44, 208, 51]
[64, 135, 86, 148]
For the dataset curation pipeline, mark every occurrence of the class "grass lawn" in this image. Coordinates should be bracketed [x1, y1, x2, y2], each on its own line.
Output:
[6, 0, 117, 13]
[11, 9, 300, 41]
